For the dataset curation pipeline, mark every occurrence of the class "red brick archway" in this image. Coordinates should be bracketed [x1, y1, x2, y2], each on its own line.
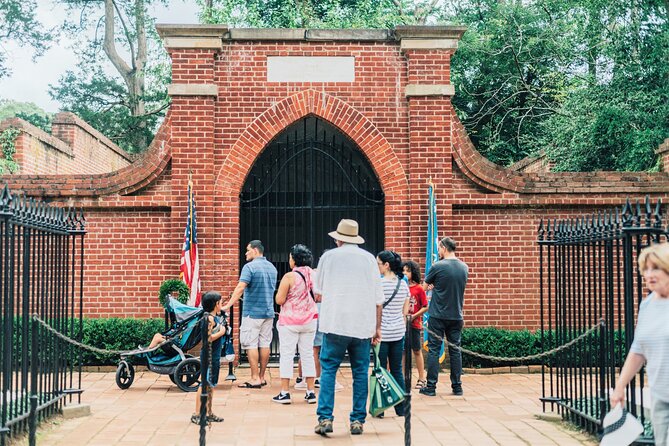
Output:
[213, 89, 409, 285]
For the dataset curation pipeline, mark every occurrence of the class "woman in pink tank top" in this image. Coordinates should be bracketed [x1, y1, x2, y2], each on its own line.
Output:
[273, 244, 319, 405]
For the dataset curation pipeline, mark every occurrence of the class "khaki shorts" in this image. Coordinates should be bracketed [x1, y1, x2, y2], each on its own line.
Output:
[240, 316, 274, 349]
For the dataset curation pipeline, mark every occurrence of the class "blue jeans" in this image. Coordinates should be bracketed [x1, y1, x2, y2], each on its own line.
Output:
[317, 333, 371, 423]
[426, 318, 463, 392]
[378, 338, 405, 416]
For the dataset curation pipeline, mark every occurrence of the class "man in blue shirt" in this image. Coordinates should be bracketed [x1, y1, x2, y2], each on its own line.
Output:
[224, 240, 277, 388]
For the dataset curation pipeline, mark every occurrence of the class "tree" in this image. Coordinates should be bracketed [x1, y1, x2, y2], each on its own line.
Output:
[199, 0, 442, 27]
[0, 0, 55, 79]
[50, 0, 169, 152]
[441, 0, 669, 171]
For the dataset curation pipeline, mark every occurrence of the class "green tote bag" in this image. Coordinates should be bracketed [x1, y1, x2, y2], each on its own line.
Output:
[368, 343, 406, 417]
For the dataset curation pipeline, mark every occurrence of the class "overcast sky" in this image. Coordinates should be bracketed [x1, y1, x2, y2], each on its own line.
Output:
[0, 0, 200, 113]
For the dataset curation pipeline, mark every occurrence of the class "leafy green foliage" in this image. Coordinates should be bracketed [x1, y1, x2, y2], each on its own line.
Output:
[0, 0, 55, 79]
[159, 279, 190, 307]
[201, 0, 416, 27]
[443, 0, 669, 171]
[80, 317, 165, 365]
[0, 127, 20, 174]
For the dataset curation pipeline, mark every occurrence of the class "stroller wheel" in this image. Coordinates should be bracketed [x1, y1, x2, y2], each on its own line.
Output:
[115, 361, 135, 389]
[173, 358, 201, 392]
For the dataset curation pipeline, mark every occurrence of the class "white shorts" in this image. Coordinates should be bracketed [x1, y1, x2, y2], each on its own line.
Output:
[240, 316, 274, 349]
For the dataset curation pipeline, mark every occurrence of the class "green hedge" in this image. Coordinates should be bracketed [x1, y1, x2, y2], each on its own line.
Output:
[460, 327, 627, 368]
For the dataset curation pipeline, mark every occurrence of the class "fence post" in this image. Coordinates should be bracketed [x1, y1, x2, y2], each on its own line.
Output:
[598, 320, 607, 434]
[403, 316, 412, 446]
[29, 317, 38, 446]
[199, 312, 209, 446]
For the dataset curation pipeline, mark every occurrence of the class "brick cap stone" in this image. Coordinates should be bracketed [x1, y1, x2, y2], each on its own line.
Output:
[61, 403, 91, 419]
[400, 38, 459, 50]
[167, 84, 219, 97]
[395, 25, 467, 40]
[156, 24, 229, 39]
[163, 36, 222, 49]
[405, 84, 455, 97]
[155, 25, 464, 42]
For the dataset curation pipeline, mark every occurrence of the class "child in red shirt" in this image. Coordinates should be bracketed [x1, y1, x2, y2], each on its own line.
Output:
[402, 260, 429, 388]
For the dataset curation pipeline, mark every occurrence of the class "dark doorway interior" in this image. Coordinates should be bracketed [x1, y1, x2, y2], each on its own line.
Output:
[239, 115, 385, 360]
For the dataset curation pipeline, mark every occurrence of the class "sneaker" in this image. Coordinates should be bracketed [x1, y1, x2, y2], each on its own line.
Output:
[452, 387, 463, 396]
[314, 378, 343, 391]
[314, 419, 333, 435]
[305, 391, 317, 404]
[294, 378, 307, 390]
[419, 387, 436, 397]
[272, 392, 292, 404]
[350, 420, 364, 435]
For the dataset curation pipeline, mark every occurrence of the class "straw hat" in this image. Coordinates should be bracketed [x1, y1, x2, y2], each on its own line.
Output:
[329, 219, 365, 244]
[600, 404, 643, 446]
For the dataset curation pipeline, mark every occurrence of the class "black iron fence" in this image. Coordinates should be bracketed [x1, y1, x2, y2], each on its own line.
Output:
[539, 197, 667, 443]
[0, 185, 86, 445]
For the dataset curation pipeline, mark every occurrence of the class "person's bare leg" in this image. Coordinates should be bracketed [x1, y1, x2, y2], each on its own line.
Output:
[281, 378, 290, 393]
[313, 346, 321, 377]
[297, 359, 303, 379]
[414, 349, 426, 381]
[259, 347, 270, 384]
[305, 377, 315, 392]
[148, 333, 165, 349]
[207, 388, 214, 415]
[195, 386, 202, 414]
[246, 348, 261, 384]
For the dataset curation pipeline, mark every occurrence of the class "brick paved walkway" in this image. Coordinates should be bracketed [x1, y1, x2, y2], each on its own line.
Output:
[30, 369, 596, 445]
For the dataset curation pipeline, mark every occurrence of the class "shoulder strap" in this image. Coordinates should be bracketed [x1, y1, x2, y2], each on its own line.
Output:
[294, 269, 315, 300]
[383, 278, 402, 308]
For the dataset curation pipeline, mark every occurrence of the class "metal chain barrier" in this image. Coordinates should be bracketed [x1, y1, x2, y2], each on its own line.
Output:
[422, 318, 605, 363]
[31, 313, 176, 356]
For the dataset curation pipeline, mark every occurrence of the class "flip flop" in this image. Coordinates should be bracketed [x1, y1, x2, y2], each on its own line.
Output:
[238, 381, 262, 389]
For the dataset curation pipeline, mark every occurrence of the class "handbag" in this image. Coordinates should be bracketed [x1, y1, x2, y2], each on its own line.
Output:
[368, 343, 406, 417]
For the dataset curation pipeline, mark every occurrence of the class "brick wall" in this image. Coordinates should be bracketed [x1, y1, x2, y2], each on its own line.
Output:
[1, 26, 668, 332]
[0, 112, 133, 175]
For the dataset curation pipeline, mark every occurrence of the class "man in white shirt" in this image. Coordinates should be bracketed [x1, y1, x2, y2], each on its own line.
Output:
[313, 219, 384, 436]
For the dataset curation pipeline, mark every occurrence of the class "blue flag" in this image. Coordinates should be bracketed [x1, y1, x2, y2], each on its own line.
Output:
[424, 183, 445, 362]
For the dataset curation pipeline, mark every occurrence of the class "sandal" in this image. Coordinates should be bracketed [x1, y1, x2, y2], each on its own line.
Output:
[190, 414, 203, 425]
[207, 414, 224, 423]
[414, 379, 426, 389]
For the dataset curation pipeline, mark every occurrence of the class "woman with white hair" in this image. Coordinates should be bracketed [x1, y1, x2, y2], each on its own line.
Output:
[611, 242, 669, 446]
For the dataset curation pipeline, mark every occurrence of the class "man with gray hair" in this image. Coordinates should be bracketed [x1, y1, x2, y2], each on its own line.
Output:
[313, 219, 384, 436]
[420, 236, 469, 397]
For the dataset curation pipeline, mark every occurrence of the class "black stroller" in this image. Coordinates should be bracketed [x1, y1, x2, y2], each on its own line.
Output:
[115, 297, 236, 392]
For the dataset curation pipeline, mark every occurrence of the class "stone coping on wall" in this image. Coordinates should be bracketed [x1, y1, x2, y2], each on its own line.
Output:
[156, 24, 467, 43]
[53, 112, 134, 162]
[0, 117, 74, 157]
[0, 113, 172, 198]
[453, 118, 669, 195]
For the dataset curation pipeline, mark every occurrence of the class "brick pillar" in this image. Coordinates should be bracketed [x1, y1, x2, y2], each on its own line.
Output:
[656, 138, 669, 172]
[397, 26, 466, 264]
[159, 25, 227, 292]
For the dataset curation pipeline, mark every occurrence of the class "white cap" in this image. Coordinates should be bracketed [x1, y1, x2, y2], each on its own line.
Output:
[600, 404, 643, 446]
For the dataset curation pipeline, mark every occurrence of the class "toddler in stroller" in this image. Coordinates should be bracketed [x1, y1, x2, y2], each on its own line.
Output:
[115, 294, 235, 393]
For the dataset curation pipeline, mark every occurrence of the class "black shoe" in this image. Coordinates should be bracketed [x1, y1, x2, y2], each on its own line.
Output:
[419, 387, 436, 397]
[272, 392, 292, 404]
[305, 391, 317, 404]
[452, 387, 463, 396]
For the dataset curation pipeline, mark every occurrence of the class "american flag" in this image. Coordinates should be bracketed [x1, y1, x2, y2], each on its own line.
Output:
[180, 180, 201, 306]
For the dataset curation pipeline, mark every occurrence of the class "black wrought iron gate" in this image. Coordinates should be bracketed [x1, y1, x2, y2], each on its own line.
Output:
[239, 116, 385, 360]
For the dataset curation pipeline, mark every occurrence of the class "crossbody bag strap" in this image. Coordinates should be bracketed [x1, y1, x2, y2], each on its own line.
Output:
[294, 269, 315, 300]
[382, 278, 402, 308]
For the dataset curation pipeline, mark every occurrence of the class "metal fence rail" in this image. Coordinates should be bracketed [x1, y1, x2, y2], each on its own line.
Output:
[0, 185, 86, 446]
[538, 197, 666, 443]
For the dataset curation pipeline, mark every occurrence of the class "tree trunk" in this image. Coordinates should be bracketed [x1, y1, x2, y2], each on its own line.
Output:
[103, 0, 148, 150]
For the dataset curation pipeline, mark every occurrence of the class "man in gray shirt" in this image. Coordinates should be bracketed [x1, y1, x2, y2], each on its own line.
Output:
[420, 237, 469, 397]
